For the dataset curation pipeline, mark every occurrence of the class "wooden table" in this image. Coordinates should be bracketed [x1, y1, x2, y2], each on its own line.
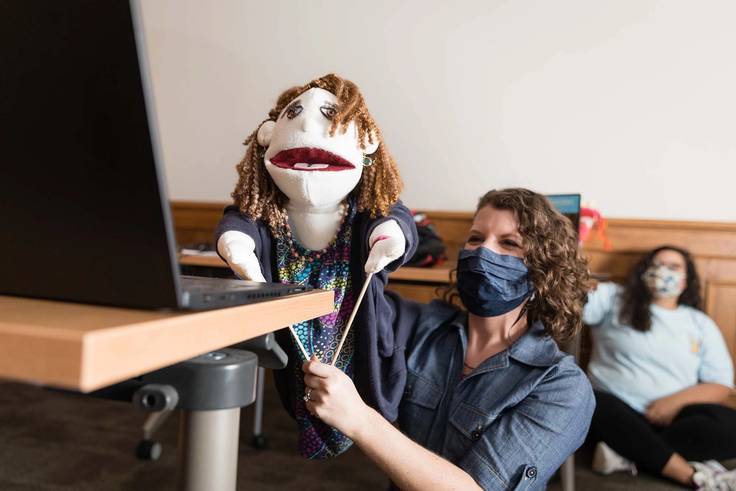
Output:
[0, 290, 333, 392]
[0, 291, 333, 490]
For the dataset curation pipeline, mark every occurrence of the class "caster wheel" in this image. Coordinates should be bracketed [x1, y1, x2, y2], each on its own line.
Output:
[136, 439, 162, 461]
[252, 434, 268, 450]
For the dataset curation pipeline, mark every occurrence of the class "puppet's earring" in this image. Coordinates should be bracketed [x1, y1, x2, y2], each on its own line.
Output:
[362, 155, 374, 167]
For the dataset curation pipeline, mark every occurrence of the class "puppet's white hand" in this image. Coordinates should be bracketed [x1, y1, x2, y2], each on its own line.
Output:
[217, 231, 267, 282]
[365, 219, 406, 273]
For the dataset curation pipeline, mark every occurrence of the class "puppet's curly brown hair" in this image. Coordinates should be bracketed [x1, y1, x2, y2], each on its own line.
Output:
[442, 188, 590, 343]
[231, 73, 403, 233]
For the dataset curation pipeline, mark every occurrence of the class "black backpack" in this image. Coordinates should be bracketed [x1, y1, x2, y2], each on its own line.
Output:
[407, 212, 447, 267]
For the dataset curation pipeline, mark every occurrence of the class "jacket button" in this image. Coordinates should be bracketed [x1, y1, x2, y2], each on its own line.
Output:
[404, 384, 412, 396]
[471, 425, 483, 441]
[525, 466, 537, 479]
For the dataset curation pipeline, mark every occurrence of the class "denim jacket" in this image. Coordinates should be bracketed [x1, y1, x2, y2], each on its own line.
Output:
[395, 300, 595, 490]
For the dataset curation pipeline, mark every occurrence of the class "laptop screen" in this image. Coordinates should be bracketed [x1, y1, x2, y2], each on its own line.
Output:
[0, 0, 181, 308]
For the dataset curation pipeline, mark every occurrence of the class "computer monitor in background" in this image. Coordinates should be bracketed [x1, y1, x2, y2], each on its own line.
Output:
[546, 194, 582, 237]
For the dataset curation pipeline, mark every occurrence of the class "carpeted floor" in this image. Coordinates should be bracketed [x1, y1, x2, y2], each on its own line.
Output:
[0, 379, 728, 490]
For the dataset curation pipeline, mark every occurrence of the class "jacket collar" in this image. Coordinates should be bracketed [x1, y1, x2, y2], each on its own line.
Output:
[508, 321, 560, 367]
[455, 317, 560, 374]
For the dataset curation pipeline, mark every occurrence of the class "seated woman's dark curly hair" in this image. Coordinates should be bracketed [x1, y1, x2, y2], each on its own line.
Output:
[442, 188, 590, 343]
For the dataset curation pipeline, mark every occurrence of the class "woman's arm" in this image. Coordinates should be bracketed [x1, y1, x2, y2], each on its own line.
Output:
[303, 357, 481, 491]
[674, 383, 732, 405]
[582, 281, 619, 325]
[355, 405, 482, 491]
[646, 383, 733, 426]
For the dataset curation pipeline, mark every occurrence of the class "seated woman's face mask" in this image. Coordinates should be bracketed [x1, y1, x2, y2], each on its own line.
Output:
[456, 247, 533, 317]
[642, 264, 684, 299]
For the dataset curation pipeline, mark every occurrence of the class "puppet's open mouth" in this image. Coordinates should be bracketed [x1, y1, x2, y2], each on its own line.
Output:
[270, 147, 355, 172]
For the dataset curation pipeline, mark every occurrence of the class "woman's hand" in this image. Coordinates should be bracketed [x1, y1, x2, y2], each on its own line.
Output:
[302, 356, 372, 439]
[645, 395, 684, 426]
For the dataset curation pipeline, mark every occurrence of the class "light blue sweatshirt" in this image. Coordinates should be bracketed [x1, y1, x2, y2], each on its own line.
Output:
[584, 282, 734, 413]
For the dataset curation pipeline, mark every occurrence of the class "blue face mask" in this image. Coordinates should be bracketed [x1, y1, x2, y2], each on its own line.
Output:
[456, 247, 533, 317]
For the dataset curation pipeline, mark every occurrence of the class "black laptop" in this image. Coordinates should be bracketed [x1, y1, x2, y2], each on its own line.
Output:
[0, 0, 309, 310]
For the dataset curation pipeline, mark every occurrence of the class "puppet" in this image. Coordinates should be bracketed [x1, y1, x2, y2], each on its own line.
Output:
[214, 74, 417, 459]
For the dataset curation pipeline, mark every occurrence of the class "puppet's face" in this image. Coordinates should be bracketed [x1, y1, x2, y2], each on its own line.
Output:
[258, 88, 378, 209]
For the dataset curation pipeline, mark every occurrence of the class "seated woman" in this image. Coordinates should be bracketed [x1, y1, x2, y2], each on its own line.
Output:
[301, 188, 595, 490]
[584, 245, 736, 489]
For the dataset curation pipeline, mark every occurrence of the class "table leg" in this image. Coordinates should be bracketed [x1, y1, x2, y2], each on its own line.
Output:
[178, 408, 241, 491]
[253, 367, 265, 440]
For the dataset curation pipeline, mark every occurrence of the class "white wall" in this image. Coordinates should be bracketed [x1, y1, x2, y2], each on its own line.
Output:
[140, 0, 736, 221]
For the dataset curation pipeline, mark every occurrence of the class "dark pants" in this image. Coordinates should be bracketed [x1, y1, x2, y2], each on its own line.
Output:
[588, 390, 736, 476]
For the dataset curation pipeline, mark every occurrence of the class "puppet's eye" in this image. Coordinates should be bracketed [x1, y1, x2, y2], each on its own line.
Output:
[285, 104, 303, 119]
[320, 104, 337, 119]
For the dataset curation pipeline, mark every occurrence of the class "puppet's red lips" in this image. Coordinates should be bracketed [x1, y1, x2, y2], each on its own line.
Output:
[270, 147, 355, 172]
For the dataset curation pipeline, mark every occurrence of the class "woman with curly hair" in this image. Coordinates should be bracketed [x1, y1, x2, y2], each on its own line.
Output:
[301, 188, 595, 490]
[585, 246, 736, 489]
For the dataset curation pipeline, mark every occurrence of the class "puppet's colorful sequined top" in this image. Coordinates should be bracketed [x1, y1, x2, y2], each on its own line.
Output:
[275, 201, 357, 459]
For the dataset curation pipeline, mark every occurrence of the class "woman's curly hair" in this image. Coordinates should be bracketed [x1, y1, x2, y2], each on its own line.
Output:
[231, 73, 403, 233]
[442, 188, 590, 343]
[619, 245, 702, 331]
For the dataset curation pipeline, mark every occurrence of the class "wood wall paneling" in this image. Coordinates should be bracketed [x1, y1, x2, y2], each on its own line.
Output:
[172, 201, 227, 246]
[707, 282, 736, 364]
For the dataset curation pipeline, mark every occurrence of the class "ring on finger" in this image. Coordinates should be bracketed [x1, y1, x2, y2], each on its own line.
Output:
[303, 388, 312, 402]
